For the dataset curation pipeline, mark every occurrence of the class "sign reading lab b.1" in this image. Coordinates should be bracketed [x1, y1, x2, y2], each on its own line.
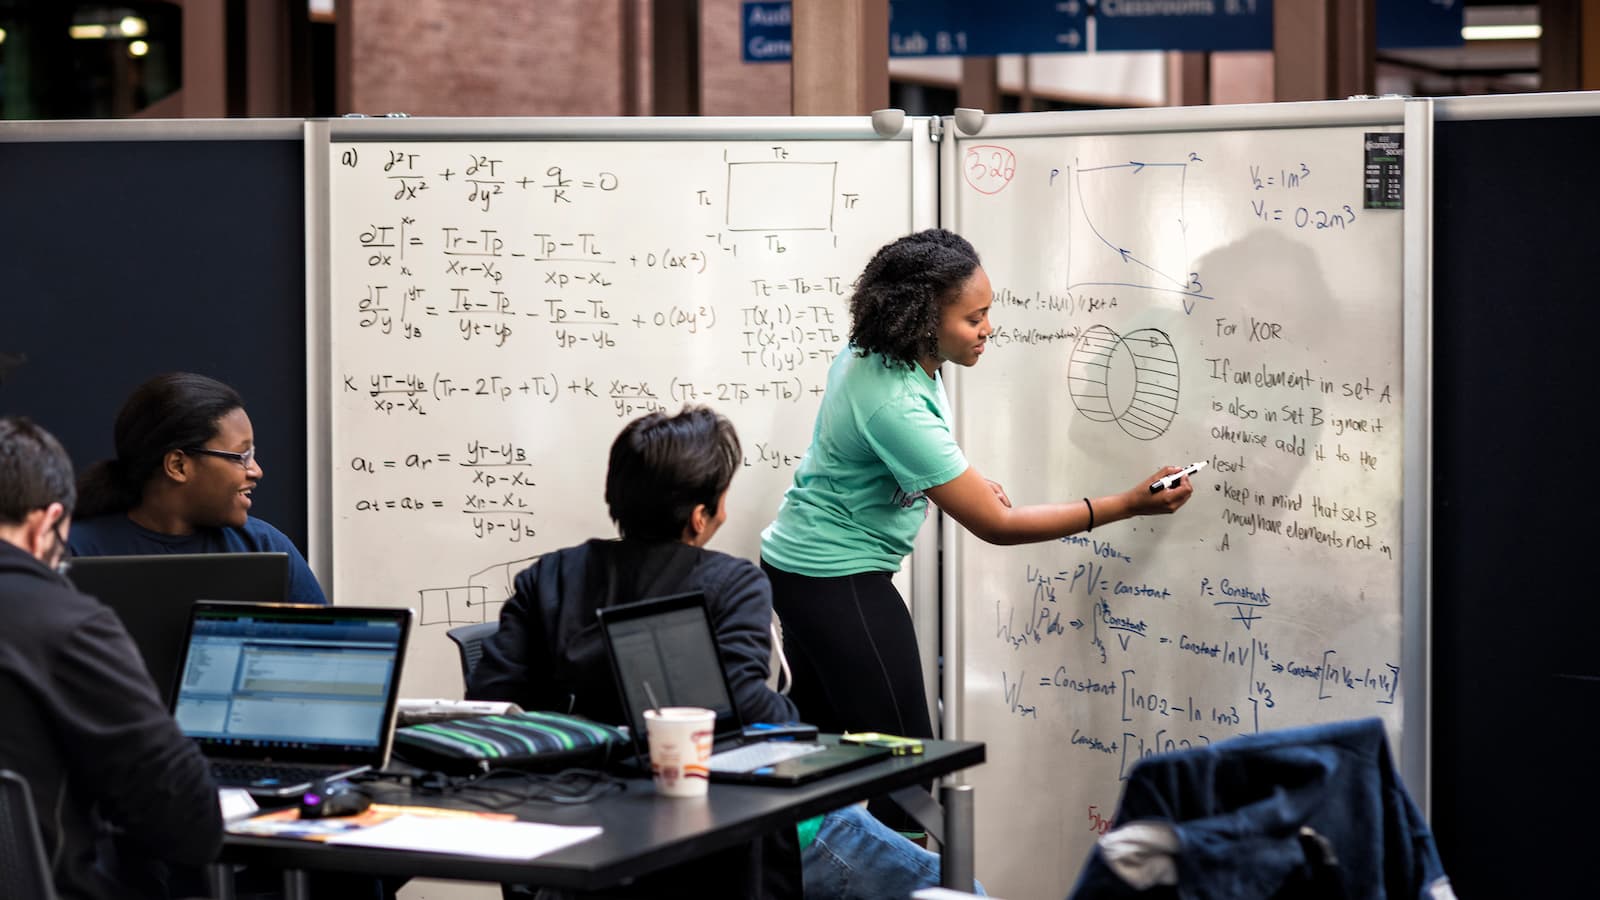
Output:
[742, 0, 1087, 62]
[742, 0, 1460, 62]
[889, 0, 1089, 56]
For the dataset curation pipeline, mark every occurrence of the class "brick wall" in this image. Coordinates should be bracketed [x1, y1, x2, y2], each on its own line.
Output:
[346, 0, 624, 116]
[700, 0, 791, 115]
[345, 0, 794, 118]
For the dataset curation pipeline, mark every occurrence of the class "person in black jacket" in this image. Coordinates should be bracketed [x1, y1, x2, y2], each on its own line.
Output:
[0, 416, 222, 900]
[469, 406, 982, 900]
[469, 405, 787, 727]
[470, 405, 798, 899]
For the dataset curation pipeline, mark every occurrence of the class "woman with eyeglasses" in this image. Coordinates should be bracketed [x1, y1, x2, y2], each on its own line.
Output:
[69, 372, 327, 604]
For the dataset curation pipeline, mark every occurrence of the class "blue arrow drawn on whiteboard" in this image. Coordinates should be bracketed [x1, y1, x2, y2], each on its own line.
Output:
[1069, 618, 1085, 630]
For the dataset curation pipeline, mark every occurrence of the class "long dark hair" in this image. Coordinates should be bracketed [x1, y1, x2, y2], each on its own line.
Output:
[848, 228, 981, 368]
[605, 405, 741, 541]
[75, 373, 244, 520]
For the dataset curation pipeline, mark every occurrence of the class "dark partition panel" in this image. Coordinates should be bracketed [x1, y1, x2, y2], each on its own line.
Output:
[1432, 115, 1600, 899]
[0, 136, 308, 549]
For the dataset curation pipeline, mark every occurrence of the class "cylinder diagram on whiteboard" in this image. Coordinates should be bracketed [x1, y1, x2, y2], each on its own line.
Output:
[1068, 324, 1180, 440]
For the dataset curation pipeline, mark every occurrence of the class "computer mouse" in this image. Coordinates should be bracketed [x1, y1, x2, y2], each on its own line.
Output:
[298, 787, 372, 820]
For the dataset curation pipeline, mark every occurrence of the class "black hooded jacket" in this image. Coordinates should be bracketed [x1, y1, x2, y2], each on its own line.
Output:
[0, 540, 221, 900]
[467, 537, 799, 728]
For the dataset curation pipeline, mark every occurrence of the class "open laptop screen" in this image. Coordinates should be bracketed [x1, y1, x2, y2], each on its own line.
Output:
[173, 603, 408, 762]
[601, 593, 741, 745]
[66, 552, 290, 705]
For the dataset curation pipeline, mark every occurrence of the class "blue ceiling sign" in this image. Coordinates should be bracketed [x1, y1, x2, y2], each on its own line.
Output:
[1095, 0, 1273, 53]
[742, 1, 794, 63]
[889, 1, 1088, 57]
[741, 0, 1462, 63]
[1378, 0, 1464, 49]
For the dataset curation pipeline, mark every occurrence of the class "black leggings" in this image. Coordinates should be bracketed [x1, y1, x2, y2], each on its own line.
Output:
[761, 561, 933, 740]
[762, 560, 934, 831]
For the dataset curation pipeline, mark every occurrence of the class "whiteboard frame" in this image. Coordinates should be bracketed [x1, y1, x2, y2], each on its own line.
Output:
[1433, 89, 1600, 121]
[936, 98, 1433, 808]
[304, 120, 334, 589]
[907, 115, 945, 733]
[1401, 98, 1433, 813]
[323, 116, 917, 142]
[303, 113, 939, 625]
[0, 119, 304, 142]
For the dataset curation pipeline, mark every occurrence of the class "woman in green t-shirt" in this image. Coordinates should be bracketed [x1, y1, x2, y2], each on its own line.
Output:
[760, 228, 1194, 801]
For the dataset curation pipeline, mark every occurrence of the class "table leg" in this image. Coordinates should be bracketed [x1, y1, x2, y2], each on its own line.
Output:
[206, 863, 236, 900]
[939, 784, 975, 891]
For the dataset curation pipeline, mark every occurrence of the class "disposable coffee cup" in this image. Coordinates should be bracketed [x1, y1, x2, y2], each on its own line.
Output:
[643, 706, 715, 798]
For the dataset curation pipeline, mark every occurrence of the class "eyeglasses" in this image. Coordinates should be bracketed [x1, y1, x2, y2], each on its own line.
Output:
[50, 518, 73, 575]
[183, 445, 258, 468]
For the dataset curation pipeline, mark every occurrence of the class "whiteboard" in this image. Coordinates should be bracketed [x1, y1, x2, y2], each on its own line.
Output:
[312, 117, 933, 698]
[940, 100, 1431, 899]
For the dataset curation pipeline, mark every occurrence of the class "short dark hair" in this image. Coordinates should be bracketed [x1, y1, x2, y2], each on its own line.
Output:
[848, 228, 981, 369]
[0, 417, 77, 524]
[75, 373, 245, 520]
[605, 406, 741, 541]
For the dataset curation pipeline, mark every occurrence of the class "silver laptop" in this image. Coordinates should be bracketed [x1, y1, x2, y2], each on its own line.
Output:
[170, 601, 411, 797]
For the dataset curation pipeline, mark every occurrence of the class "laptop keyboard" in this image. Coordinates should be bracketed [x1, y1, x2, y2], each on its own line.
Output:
[211, 762, 344, 789]
[707, 741, 827, 773]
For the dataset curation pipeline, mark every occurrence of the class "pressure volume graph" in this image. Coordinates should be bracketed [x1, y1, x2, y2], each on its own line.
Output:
[1067, 155, 1211, 314]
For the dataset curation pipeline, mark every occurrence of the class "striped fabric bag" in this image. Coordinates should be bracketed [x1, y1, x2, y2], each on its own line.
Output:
[393, 711, 628, 773]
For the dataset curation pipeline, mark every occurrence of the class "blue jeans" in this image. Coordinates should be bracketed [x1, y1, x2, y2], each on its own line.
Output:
[803, 806, 985, 899]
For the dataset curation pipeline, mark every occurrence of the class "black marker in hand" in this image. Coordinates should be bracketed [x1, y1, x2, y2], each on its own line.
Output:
[1150, 461, 1206, 493]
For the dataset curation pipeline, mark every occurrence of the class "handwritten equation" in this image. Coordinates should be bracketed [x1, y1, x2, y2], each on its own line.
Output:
[326, 136, 918, 711]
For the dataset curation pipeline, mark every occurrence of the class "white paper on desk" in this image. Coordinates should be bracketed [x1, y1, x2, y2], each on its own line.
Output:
[325, 815, 601, 860]
[217, 788, 259, 823]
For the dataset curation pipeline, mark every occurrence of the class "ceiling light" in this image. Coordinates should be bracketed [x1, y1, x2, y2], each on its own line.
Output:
[120, 16, 147, 37]
[128, 39, 148, 57]
[1462, 24, 1541, 41]
[0, 27, 7, 46]
[69, 23, 108, 39]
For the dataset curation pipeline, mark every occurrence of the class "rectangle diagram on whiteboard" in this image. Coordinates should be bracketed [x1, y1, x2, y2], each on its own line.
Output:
[726, 161, 837, 231]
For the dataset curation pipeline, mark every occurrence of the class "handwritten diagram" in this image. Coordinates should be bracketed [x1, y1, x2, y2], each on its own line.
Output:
[1067, 324, 1180, 440]
[1066, 155, 1211, 313]
[416, 555, 539, 628]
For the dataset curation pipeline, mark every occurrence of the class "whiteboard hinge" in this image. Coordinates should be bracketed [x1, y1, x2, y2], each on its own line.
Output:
[930, 117, 944, 143]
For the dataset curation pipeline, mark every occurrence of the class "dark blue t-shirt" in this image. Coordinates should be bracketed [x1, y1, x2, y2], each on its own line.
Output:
[68, 514, 328, 605]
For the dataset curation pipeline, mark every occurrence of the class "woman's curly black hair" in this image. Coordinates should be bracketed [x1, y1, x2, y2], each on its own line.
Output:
[848, 228, 981, 369]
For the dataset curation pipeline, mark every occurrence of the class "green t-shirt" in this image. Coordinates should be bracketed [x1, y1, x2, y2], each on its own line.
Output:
[761, 348, 968, 577]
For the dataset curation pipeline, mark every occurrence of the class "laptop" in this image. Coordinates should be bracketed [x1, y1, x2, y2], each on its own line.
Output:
[67, 552, 290, 705]
[597, 592, 890, 785]
[170, 601, 412, 797]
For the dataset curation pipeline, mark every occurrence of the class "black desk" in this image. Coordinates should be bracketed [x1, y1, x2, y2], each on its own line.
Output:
[218, 738, 984, 897]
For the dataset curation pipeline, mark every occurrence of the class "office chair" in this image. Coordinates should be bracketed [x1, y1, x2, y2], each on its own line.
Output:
[0, 769, 57, 900]
[445, 621, 500, 683]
